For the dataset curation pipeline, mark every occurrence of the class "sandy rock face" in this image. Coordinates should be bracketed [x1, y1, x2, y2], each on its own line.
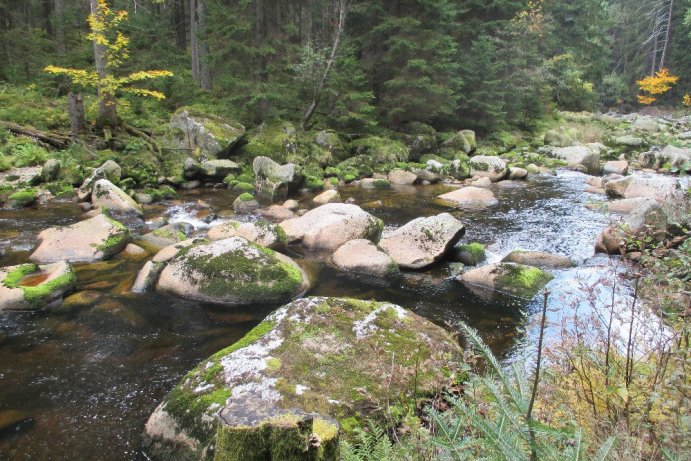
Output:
[546, 146, 600, 174]
[387, 169, 418, 185]
[92, 179, 143, 215]
[332, 239, 399, 276]
[437, 186, 498, 209]
[156, 237, 308, 305]
[0, 261, 76, 310]
[143, 297, 462, 461]
[279, 203, 383, 251]
[379, 213, 465, 269]
[30, 214, 130, 264]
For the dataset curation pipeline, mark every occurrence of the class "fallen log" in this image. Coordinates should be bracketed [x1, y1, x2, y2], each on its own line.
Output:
[0, 120, 71, 149]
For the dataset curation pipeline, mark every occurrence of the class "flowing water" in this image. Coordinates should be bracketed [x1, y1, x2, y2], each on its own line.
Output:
[0, 171, 621, 460]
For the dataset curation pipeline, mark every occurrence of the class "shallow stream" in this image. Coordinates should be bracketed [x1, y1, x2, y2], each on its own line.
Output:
[0, 171, 621, 460]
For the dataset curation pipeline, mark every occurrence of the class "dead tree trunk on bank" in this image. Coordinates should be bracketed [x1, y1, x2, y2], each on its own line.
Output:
[190, 0, 211, 90]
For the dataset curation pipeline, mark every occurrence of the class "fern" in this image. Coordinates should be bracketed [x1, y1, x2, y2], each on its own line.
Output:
[340, 422, 399, 461]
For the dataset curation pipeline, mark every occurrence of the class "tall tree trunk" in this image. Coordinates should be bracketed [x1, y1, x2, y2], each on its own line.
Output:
[302, 0, 347, 130]
[89, 0, 118, 128]
[190, 0, 199, 82]
[43, 0, 53, 36]
[54, 0, 66, 56]
[174, 0, 187, 50]
[254, 0, 269, 121]
[658, 0, 674, 70]
[197, 0, 212, 90]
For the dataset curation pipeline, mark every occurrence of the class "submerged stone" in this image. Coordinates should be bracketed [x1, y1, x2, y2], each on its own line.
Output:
[143, 297, 462, 460]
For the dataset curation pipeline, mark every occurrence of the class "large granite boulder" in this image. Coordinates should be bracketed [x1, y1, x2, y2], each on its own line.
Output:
[166, 109, 245, 159]
[458, 262, 553, 300]
[595, 198, 669, 255]
[437, 186, 498, 209]
[469, 155, 507, 182]
[200, 159, 241, 179]
[143, 297, 462, 461]
[156, 237, 308, 305]
[279, 203, 383, 251]
[545, 146, 600, 174]
[332, 239, 399, 277]
[604, 174, 678, 201]
[0, 262, 76, 310]
[30, 214, 130, 263]
[92, 179, 143, 215]
[253, 156, 301, 203]
[440, 129, 476, 155]
[379, 213, 465, 269]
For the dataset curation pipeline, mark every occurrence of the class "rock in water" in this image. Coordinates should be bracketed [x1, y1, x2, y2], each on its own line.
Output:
[332, 239, 399, 276]
[437, 186, 498, 209]
[279, 203, 383, 251]
[0, 262, 76, 310]
[502, 250, 574, 269]
[458, 262, 553, 300]
[469, 155, 507, 182]
[30, 214, 130, 263]
[92, 179, 143, 215]
[156, 237, 308, 305]
[312, 189, 340, 205]
[143, 297, 462, 461]
[379, 213, 465, 269]
[387, 169, 417, 185]
[207, 221, 287, 249]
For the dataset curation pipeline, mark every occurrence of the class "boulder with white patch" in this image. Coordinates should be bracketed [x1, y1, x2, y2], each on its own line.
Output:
[143, 297, 462, 461]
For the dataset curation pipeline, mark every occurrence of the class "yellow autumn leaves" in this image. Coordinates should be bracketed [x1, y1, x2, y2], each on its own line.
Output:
[44, 0, 172, 101]
[635, 68, 689, 106]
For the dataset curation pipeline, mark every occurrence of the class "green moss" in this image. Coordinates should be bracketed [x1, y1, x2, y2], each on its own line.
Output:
[372, 179, 391, 189]
[3, 263, 76, 309]
[151, 227, 186, 241]
[8, 188, 38, 208]
[95, 218, 130, 255]
[457, 242, 486, 263]
[495, 263, 554, 299]
[2, 264, 39, 288]
[349, 136, 410, 164]
[232, 181, 255, 193]
[237, 192, 255, 202]
[304, 175, 324, 192]
[266, 357, 282, 372]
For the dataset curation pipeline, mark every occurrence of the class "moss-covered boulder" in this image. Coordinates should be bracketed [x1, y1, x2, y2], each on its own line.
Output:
[30, 214, 130, 263]
[313, 130, 348, 163]
[439, 129, 476, 156]
[279, 203, 383, 251]
[396, 122, 437, 161]
[457, 262, 553, 300]
[236, 121, 298, 164]
[166, 108, 245, 159]
[7, 188, 38, 208]
[156, 237, 309, 305]
[138, 225, 187, 251]
[379, 213, 465, 269]
[143, 297, 462, 461]
[542, 146, 600, 174]
[451, 242, 486, 266]
[348, 136, 410, 164]
[76, 160, 122, 201]
[0, 261, 76, 310]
